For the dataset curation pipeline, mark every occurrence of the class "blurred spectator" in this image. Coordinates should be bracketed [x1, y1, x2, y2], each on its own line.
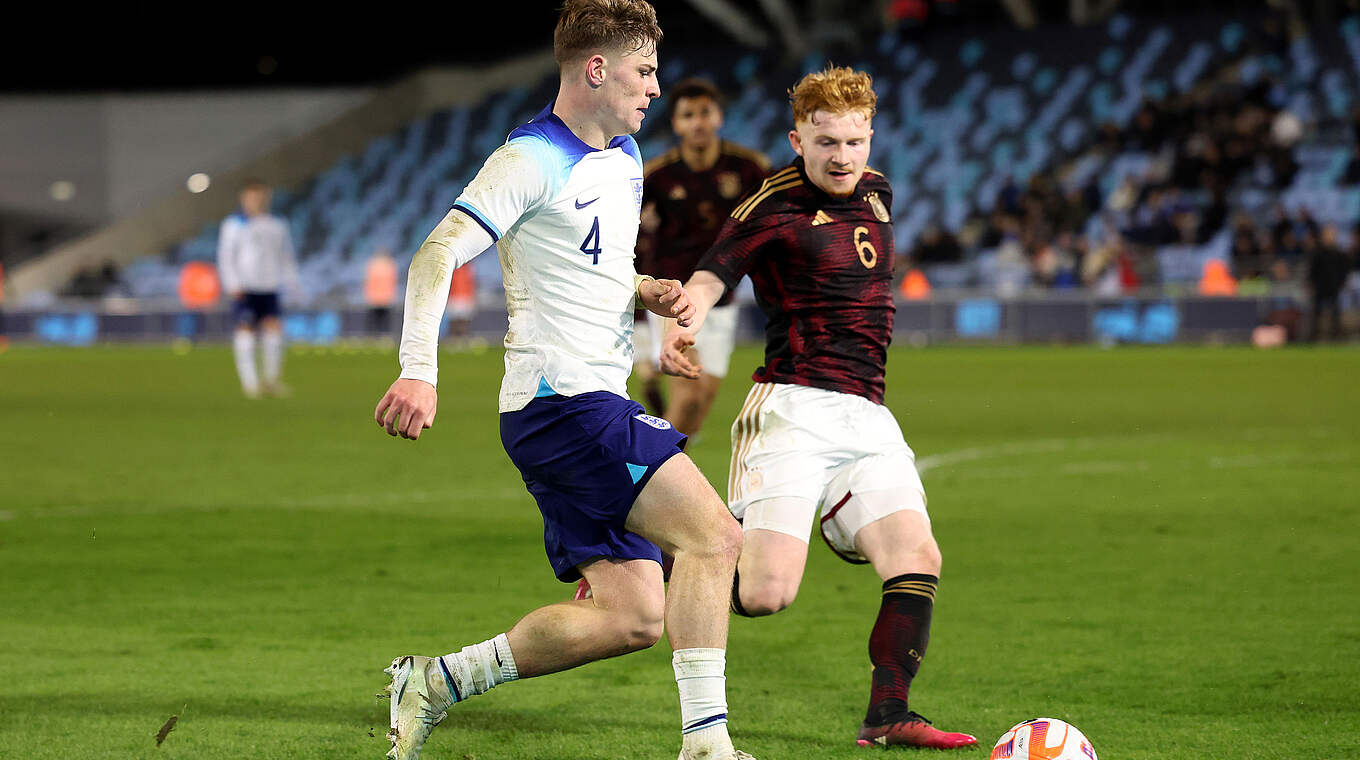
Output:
[364, 247, 399, 338]
[1270, 108, 1304, 149]
[1198, 259, 1238, 296]
[909, 223, 963, 265]
[1034, 232, 1080, 289]
[1306, 225, 1351, 341]
[1093, 122, 1123, 154]
[177, 261, 221, 344]
[444, 263, 477, 346]
[1082, 235, 1124, 296]
[1123, 101, 1168, 151]
[1230, 214, 1267, 279]
[63, 261, 125, 299]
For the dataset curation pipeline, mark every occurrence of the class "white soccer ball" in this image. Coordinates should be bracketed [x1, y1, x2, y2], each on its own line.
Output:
[989, 718, 1097, 760]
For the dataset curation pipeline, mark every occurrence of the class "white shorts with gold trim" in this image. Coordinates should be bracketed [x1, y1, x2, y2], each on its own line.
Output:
[727, 382, 928, 563]
[646, 303, 739, 379]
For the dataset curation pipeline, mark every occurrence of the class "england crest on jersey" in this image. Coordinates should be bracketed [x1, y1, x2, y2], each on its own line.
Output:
[632, 177, 645, 212]
[634, 413, 672, 430]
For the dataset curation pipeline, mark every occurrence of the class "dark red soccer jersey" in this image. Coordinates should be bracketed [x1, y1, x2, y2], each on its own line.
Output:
[696, 157, 896, 404]
[638, 141, 768, 305]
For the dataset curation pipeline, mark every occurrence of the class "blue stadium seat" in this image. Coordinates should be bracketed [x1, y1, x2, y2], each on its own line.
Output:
[136, 12, 1360, 300]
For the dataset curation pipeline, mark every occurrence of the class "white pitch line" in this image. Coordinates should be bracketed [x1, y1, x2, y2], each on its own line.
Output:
[915, 438, 1075, 475]
[915, 435, 1352, 481]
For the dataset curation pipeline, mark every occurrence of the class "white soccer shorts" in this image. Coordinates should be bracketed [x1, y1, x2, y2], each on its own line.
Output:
[727, 382, 929, 563]
[646, 303, 739, 379]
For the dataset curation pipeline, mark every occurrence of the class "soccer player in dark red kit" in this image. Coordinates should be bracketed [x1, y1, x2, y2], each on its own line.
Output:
[660, 65, 976, 750]
[634, 77, 768, 436]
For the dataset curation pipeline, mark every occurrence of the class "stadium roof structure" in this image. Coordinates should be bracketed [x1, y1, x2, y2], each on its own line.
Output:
[0, 0, 1304, 93]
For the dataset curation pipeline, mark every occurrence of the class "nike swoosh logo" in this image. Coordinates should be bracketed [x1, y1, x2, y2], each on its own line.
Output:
[575, 197, 600, 209]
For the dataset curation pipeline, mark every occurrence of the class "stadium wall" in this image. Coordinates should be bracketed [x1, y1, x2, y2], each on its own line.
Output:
[0, 90, 371, 224]
[0, 294, 1295, 347]
[5, 50, 557, 305]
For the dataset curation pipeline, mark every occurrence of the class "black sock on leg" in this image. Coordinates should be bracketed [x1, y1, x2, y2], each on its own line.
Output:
[864, 573, 937, 726]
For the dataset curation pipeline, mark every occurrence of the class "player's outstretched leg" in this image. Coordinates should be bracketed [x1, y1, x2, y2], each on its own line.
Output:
[383, 656, 454, 760]
[384, 559, 677, 759]
[853, 512, 975, 749]
[382, 634, 518, 760]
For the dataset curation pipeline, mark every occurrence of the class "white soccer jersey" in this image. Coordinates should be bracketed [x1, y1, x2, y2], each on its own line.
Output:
[399, 104, 646, 412]
[216, 213, 299, 294]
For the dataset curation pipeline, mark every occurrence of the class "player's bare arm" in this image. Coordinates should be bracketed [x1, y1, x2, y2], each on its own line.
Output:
[660, 269, 725, 378]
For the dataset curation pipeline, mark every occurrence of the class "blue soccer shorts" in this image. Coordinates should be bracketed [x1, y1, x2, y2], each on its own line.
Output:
[232, 292, 281, 327]
[500, 388, 688, 582]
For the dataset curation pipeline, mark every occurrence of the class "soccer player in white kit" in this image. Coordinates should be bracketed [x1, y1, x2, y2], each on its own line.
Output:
[216, 179, 299, 398]
[371, 3, 752, 760]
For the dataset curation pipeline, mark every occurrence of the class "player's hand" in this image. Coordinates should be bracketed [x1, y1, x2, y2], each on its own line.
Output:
[660, 327, 702, 379]
[374, 378, 438, 440]
[639, 278, 696, 327]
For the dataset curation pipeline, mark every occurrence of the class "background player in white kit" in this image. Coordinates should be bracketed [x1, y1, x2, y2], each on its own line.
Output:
[216, 179, 299, 398]
[371, 3, 752, 760]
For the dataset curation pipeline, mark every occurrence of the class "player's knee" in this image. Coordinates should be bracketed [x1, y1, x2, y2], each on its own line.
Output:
[610, 602, 665, 652]
[711, 515, 744, 566]
[679, 507, 742, 565]
[916, 536, 942, 574]
[740, 576, 799, 616]
[631, 615, 665, 650]
[887, 535, 942, 577]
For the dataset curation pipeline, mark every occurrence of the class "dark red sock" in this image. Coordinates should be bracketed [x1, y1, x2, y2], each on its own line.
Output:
[864, 573, 937, 726]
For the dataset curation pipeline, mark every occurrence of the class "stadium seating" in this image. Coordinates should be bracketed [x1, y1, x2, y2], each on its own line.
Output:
[125, 11, 1359, 303]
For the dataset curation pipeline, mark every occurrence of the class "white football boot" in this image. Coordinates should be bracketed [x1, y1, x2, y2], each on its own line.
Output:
[383, 655, 456, 760]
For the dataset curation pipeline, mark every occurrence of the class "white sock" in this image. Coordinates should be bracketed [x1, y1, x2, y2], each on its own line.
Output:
[674, 648, 732, 758]
[439, 633, 518, 701]
[261, 329, 283, 385]
[232, 330, 259, 394]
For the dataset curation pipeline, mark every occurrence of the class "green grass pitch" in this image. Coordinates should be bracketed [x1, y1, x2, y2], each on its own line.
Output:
[1, 343, 1357, 759]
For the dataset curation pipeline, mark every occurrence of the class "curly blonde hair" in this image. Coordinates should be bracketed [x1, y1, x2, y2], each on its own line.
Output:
[789, 65, 877, 124]
[554, 0, 663, 65]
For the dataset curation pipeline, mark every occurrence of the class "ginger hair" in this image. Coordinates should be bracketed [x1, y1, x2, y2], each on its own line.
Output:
[789, 65, 877, 125]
